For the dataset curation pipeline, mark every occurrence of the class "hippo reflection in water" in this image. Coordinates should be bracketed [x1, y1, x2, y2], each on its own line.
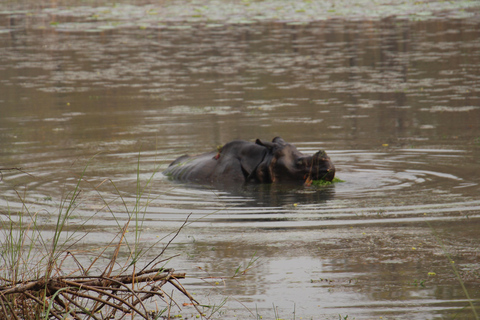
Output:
[163, 137, 335, 185]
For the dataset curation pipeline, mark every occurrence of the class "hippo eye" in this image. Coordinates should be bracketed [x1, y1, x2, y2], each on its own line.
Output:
[296, 159, 304, 166]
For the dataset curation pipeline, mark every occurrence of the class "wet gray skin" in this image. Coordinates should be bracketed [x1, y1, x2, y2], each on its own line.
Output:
[164, 137, 335, 185]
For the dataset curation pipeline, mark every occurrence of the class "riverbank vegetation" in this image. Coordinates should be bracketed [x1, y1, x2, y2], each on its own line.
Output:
[0, 166, 202, 319]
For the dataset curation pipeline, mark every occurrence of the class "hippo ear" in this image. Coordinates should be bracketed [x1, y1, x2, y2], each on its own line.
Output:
[255, 139, 275, 150]
[272, 137, 286, 146]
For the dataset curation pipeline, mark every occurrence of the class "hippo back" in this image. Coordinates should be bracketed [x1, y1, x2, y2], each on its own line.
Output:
[163, 151, 218, 182]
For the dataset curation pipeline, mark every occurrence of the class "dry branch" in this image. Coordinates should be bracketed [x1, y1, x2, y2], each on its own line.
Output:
[0, 267, 197, 319]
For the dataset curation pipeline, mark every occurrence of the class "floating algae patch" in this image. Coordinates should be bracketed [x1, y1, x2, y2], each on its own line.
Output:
[6, 0, 480, 32]
[311, 177, 345, 187]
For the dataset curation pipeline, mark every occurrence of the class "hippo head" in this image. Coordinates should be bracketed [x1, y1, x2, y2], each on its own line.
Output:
[255, 137, 335, 184]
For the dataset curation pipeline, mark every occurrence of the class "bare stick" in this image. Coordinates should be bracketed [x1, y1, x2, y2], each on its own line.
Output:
[141, 213, 192, 273]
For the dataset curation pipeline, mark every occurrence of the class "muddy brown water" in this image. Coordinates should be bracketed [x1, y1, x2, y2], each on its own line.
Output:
[1, 1, 480, 319]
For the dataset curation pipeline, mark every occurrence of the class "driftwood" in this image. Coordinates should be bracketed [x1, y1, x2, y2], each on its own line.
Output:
[0, 214, 201, 319]
[0, 267, 199, 319]
[0, 169, 201, 319]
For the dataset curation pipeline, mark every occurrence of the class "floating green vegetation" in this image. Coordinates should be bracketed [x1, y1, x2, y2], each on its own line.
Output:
[311, 177, 344, 186]
[9, 0, 480, 33]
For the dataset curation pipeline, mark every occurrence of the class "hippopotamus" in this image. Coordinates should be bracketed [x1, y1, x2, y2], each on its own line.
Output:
[163, 137, 335, 185]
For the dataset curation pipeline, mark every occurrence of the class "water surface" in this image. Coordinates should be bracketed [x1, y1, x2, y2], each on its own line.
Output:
[1, 1, 480, 319]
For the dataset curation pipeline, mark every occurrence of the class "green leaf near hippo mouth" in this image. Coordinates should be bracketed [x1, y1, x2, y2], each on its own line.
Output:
[311, 177, 344, 186]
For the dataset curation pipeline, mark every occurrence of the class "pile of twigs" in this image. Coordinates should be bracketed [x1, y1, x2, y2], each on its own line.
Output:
[0, 266, 200, 319]
[0, 168, 203, 319]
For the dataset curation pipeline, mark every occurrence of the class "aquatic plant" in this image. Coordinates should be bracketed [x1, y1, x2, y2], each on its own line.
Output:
[311, 177, 345, 187]
[0, 162, 202, 319]
[427, 221, 479, 320]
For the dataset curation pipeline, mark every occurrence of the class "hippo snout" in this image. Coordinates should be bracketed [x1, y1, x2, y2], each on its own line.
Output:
[313, 150, 335, 181]
[323, 167, 335, 181]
